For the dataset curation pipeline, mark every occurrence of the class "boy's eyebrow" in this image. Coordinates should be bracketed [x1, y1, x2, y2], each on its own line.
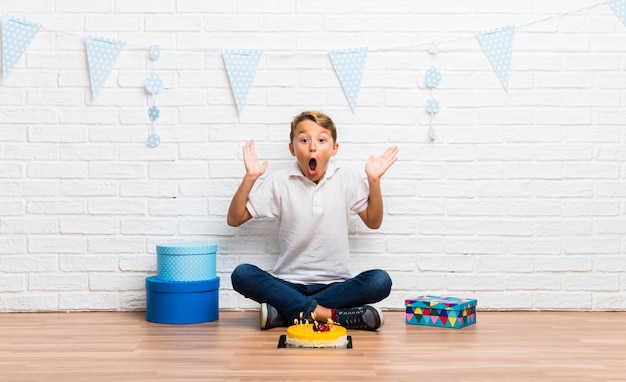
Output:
[296, 130, 329, 135]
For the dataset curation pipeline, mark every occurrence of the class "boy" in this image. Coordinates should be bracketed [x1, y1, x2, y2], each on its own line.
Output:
[227, 111, 399, 330]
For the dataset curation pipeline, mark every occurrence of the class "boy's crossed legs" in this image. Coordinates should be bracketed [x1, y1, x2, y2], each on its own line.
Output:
[231, 264, 392, 331]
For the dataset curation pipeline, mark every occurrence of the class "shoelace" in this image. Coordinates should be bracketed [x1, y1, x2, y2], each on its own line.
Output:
[338, 309, 369, 329]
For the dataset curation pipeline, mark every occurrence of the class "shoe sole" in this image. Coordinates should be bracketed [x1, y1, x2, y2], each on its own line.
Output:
[367, 304, 384, 330]
[260, 303, 269, 329]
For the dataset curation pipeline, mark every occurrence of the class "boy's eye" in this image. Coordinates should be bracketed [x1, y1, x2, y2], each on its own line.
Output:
[300, 138, 309, 143]
[318, 138, 326, 143]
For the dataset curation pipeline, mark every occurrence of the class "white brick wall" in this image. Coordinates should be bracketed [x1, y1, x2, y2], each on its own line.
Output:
[1, 0, 625, 312]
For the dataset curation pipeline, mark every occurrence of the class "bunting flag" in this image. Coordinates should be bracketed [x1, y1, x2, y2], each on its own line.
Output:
[476, 25, 515, 91]
[608, 0, 626, 26]
[0, 3, 620, 116]
[85, 35, 125, 101]
[1, 15, 41, 81]
[222, 49, 262, 114]
[328, 47, 368, 112]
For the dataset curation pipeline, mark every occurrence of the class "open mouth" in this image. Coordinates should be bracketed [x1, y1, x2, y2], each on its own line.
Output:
[308, 158, 317, 175]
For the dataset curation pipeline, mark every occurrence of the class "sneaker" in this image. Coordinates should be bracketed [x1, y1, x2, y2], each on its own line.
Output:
[335, 305, 384, 331]
[260, 303, 288, 330]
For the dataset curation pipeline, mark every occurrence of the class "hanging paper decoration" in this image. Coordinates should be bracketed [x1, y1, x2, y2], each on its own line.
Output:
[475, 25, 515, 91]
[222, 49, 262, 114]
[1, 15, 41, 81]
[2, 2, 624, 121]
[424, 41, 441, 141]
[145, 45, 162, 148]
[608, 0, 626, 26]
[328, 47, 368, 112]
[85, 35, 125, 101]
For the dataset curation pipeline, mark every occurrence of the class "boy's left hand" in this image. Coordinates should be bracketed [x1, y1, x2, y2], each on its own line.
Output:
[365, 145, 399, 181]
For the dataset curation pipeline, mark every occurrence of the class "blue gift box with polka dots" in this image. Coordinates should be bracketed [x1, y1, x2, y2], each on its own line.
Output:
[146, 242, 220, 324]
[156, 242, 217, 282]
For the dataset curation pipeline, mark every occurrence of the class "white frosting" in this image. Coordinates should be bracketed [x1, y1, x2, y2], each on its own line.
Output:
[285, 336, 349, 348]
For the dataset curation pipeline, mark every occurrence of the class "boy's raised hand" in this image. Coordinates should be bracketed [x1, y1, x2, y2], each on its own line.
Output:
[243, 140, 268, 179]
[365, 145, 399, 181]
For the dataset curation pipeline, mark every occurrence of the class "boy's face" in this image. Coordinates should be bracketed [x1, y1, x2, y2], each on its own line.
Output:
[289, 119, 339, 184]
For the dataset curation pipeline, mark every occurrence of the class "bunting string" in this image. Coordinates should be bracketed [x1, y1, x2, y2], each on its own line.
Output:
[3, 0, 610, 57]
[0, 0, 622, 119]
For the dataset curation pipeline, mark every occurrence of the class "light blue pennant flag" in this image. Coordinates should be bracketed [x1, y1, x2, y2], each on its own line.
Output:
[222, 49, 262, 114]
[1, 15, 41, 81]
[476, 25, 515, 91]
[608, 0, 626, 26]
[85, 35, 125, 101]
[329, 47, 368, 112]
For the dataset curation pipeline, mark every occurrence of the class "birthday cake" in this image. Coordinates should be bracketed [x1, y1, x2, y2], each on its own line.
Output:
[285, 316, 348, 348]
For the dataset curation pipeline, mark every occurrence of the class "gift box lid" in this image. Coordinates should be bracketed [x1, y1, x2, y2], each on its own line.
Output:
[145, 276, 220, 293]
[405, 295, 477, 310]
[156, 242, 217, 255]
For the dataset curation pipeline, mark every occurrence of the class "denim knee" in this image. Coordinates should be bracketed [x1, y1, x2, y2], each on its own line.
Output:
[230, 263, 257, 290]
[369, 269, 392, 298]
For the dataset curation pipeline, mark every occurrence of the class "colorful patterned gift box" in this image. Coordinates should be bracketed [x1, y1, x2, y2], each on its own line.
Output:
[405, 295, 477, 329]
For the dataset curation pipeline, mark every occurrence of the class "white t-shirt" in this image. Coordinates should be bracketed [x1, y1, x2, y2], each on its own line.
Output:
[246, 159, 370, 284]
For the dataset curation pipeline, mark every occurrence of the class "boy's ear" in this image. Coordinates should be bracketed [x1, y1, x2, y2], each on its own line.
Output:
[332, 143, 339, 156]
[289, 143, 296, 156]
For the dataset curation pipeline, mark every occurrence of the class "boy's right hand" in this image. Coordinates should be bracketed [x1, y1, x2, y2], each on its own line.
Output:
[228, 140, 263, 227]
[243, 140, 268, 179]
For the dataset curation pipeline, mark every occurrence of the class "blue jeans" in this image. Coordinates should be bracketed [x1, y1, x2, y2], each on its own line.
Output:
[231, 263, 392, 323]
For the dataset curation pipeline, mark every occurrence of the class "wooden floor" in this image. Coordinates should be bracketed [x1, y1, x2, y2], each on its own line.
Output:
[0, 310, 625, 382]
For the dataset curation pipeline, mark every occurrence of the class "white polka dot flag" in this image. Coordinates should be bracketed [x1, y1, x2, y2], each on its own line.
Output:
[328, 47, 368, 112]
[476, 25, 515, 91]
[1, 15, 41, 81]
[609, 0, 626, 26]
[85, 35, 125, 101]
[222, 49, 263, 114]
